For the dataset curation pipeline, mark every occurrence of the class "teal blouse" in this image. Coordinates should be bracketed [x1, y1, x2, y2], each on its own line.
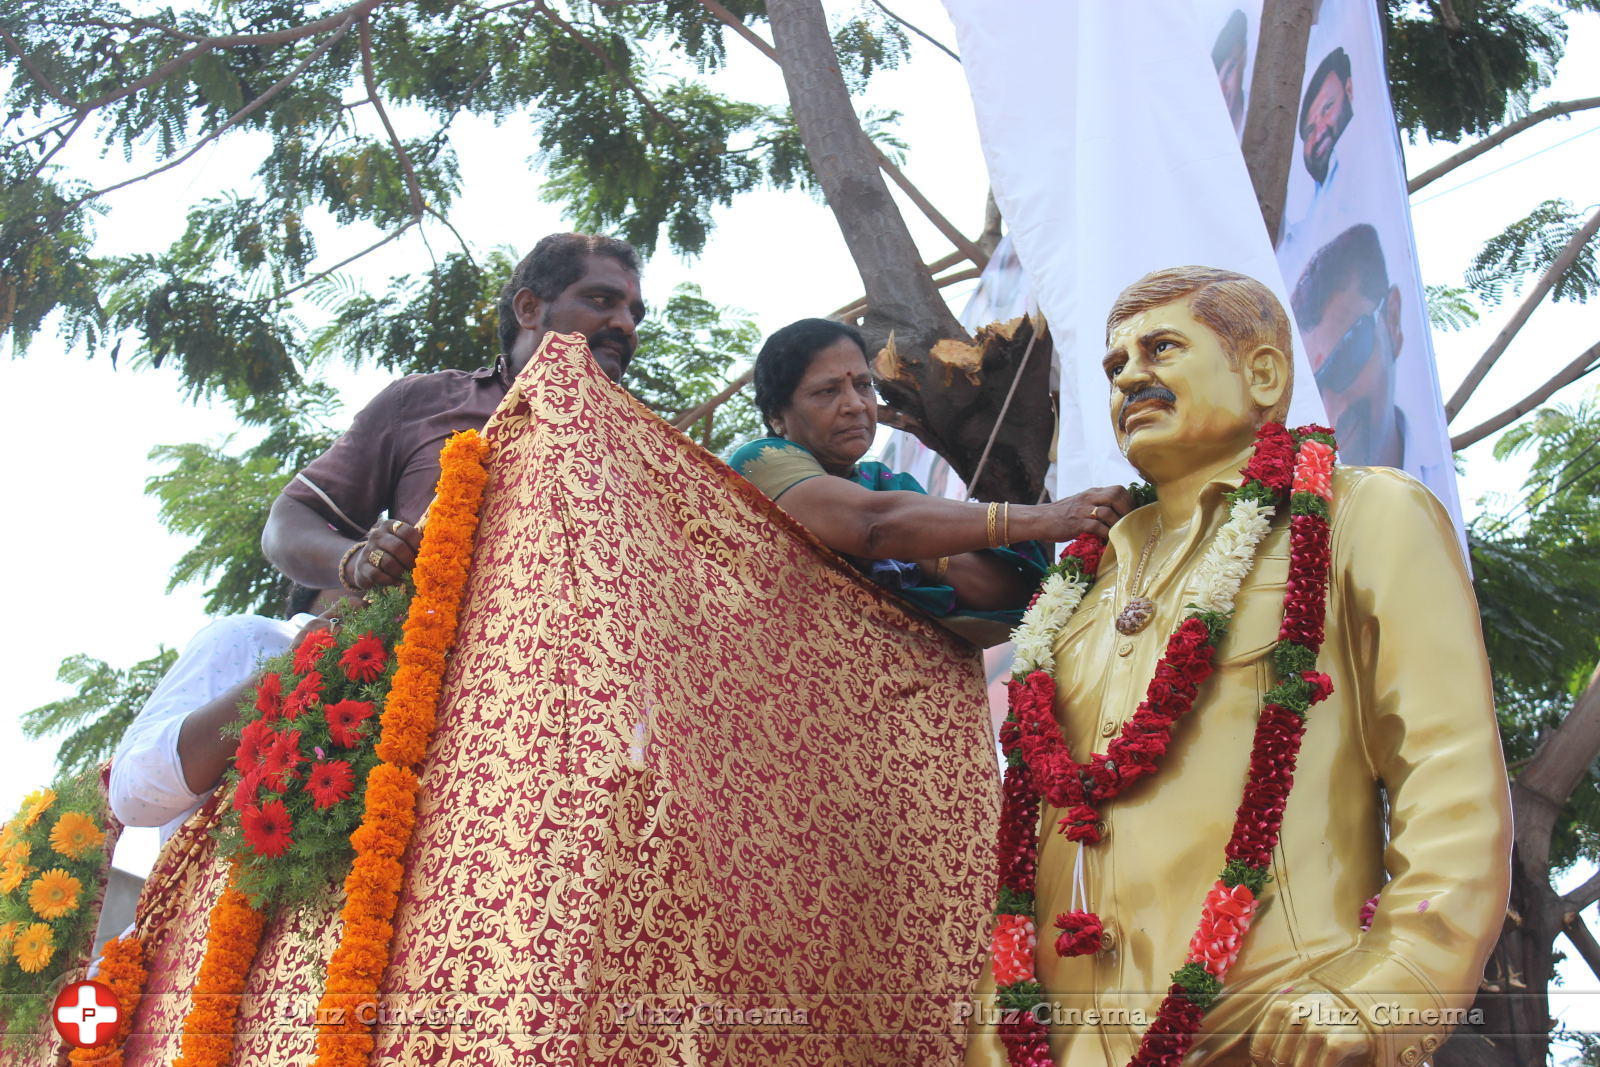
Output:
[728, 437, 1047, 624]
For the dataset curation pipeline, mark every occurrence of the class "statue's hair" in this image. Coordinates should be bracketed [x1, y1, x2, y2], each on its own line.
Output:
[1106, 265, 1293, 424]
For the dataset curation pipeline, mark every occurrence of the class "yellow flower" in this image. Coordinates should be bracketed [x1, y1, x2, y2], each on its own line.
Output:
[49, 811, 105, 860]
[2, 838, 30, 867]
[13, 922, 54, 973]
[0, 920, 17, 964]
[0, 822, 16, 850]
[19, 788, 56, 828]
[0, 858, 31, 894]
[28, 868, 81, 919]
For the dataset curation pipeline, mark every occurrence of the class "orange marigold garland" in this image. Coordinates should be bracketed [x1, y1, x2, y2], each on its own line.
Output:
[172, 867, 270, 1067]
[314, 429, 490, 1067]
[69, 935, 146, 1066]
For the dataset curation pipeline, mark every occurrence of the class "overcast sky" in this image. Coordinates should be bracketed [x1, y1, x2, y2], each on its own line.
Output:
[1, 1, 1596, 1045]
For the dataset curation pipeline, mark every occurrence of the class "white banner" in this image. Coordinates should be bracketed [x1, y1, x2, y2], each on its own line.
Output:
[941, 0, 1464, 535]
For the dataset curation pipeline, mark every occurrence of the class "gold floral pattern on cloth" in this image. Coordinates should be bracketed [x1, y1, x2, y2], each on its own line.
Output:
[121, 333, 1000, 1065]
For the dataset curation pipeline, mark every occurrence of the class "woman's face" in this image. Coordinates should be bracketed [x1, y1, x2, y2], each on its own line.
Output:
[775, 337, 878, 473]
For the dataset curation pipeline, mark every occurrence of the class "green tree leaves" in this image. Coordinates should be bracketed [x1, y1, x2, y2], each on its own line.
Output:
[20, 648, 179, 777]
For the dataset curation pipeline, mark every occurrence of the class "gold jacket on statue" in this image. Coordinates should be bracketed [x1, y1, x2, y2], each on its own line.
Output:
[965, 461, 1512, 1067]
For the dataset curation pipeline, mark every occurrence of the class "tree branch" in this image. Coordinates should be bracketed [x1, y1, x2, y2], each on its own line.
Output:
[1564, 870, 1600, 914]
[1562, 911, 1600, 983]
[1409, 97, 1600, 192]
[873, 147, 988, 269]
[868, 0, 960, 62]
[1241, 0, 1314, 243]
[358, 16, 423, 218]
[0, 28, 76, 109]
[66, 0, 386, 118]
[261, 218, 418, 306]
[51, 15, 359, 216]
[1512, 663, 1600, 884]
[1445, 206, 1600, 419]
[698, 0, 985, 271]
[1451, 340, 1600, 449]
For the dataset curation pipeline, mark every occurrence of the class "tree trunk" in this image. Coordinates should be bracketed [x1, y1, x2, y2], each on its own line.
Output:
[764, 0, 967, 363]
[1240, 0, 1314, 244]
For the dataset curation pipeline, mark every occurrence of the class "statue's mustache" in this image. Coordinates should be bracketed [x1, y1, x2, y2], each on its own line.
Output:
[1119, 386, 1177, 431]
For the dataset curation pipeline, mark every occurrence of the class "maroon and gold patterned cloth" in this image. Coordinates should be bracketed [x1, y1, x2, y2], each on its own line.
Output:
[122, 334, 999, 1065]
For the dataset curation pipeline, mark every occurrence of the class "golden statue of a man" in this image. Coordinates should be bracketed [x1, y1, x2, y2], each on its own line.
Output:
[965, 267, 1511, 1066]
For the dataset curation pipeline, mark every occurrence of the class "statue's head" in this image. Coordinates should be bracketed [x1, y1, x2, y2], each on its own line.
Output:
[1104, 267, 1293, 483]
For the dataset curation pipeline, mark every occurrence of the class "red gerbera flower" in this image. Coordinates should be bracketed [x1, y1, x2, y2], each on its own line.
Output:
[293, 628, 337, 674]
[282, 670, 323, 720]
[233, 768, 263, 812]
[305, 760, 355, 810]
[254, 672, 283, 720]
[241, 799, 294, 858]
[339, 633, 388, 684]
[235, 719, 274, 777]
[324, 699, 376, 748]
[259, 729, 305, 792]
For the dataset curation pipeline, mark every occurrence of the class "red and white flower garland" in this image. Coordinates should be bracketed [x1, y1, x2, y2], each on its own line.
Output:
[989, 424, 1338, 1067]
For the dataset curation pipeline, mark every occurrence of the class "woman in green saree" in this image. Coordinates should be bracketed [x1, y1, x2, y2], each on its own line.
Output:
[729, 318, 1134, 630]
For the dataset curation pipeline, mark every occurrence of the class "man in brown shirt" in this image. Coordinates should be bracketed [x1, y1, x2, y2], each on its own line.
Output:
[262, 232, 645, 591]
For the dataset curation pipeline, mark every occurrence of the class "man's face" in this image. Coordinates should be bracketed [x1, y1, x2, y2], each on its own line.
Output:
[1103, 298, 1260, 477]
[1300, 281, 1402, 466]
[520, 254, 646, 382]
[1300, 71, 1353, 184]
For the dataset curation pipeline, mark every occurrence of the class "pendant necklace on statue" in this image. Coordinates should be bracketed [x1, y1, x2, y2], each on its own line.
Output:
[1115, 516, 1163, 635]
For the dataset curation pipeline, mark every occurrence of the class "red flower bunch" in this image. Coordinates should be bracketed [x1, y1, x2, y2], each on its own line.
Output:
[283, 671, 324, 720]
[242, 799, 294, 858]
[1131, 987, 1207, 1067]
[306, 760, 355, 810]
[1238, 422, 1296, 494]
[235, 719, 273, 777]
[990, 913, 1037, 987]
[996, 765, 1039, 892]
[293, 629, 337, 674]
[1059, 534, 1104, 577]
[339, 633, 388, 684]
[1279, 515, 1331, 648]
[324, 699, 376, 748]
[1224, 704, 1305, 869]
[1053, 910, 1104, 958]
[259, 729, 305, 792]
[254, 672, 283, 719]
[1187, 881, 1258, 977]
[999, 1010, 1053, 1067]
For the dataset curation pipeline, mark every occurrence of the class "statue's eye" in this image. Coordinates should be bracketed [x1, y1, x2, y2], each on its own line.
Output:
[1153, 339, 1178, 355]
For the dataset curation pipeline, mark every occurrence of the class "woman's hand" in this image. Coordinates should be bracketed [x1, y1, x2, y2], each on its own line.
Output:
[1036, 486, 1138, 543]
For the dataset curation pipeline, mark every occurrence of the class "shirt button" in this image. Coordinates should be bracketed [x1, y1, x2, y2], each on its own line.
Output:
[1100, 720, 1118, 737]
[1116, 642, 1133, 657]
[1099, 922, 1118, 954]
[1421, 1036, 1440, 1053]
[1399, 1047, 1420, 1066]
[1095, 820, 1110, 842]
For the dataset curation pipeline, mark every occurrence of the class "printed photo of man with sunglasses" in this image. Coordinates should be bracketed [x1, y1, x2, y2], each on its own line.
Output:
[1291, 223, 1407, 468]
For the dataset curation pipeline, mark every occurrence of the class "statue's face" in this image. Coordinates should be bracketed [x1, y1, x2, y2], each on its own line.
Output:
[1103, 298, 1261, 476]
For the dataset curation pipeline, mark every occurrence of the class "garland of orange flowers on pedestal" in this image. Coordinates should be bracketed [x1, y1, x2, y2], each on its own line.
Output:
[68, 935, 146, 1066]
[990, 424, 1337, 1067]
[171, 867, 270, 1067]
[312, 428, 490, 1067]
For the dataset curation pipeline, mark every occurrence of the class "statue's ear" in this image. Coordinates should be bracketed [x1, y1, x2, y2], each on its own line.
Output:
[1244, 343, 1291, 417]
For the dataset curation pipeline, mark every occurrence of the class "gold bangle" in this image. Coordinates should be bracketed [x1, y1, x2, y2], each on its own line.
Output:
[1001, 502, 1011, 546]
[986, 502, 999, 548]
[933, 556, 950, 581]
[338, 540, 365, 593]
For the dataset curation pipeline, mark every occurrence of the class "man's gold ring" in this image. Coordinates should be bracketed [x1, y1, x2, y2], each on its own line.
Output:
[1092, 506, 1104, 522]
[389, 519, 404, 534]
[367, 548, 387, 570]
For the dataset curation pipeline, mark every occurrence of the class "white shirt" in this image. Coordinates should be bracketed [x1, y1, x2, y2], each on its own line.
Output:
[109, 614, 312, 842]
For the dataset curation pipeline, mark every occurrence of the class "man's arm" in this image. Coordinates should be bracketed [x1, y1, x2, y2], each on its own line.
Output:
[1254, 469, 1513, 1067]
